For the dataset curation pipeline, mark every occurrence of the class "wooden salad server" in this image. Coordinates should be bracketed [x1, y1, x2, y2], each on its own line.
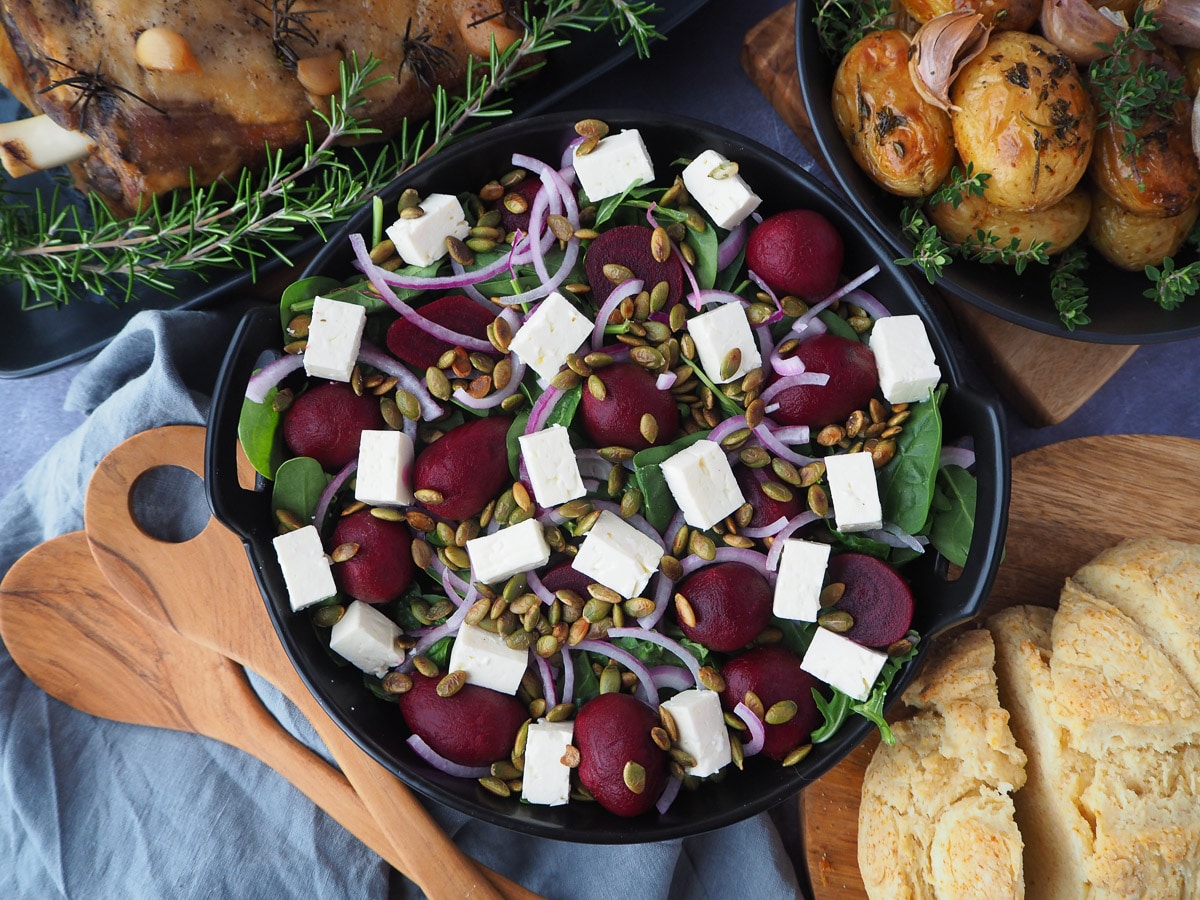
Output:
[83, 426, 535, 900]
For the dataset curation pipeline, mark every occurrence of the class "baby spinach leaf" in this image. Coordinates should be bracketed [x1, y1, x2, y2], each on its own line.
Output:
[280, 276, 340, 329]
[238, 390, 285, 480]
[631, 429, 711, 531]
[810, 690, 851, 743]
[715, 243, 747, 293]
[506, 411, 532, 480]
[546, 385, 583, 429]
[611, 636, 671, 666]
[685, 218, 719, 291]
[425, 636, 454, 670]
[928, 465, 977, 567]
[595, 185, 662, 228]
[829, 528, 893, 560]
[572, 650, 602, 704]
[877, 387, 944, 535]
[817, 309, 859, 341]
[271, 456, 329, 523]
[773, 617, 816, 658]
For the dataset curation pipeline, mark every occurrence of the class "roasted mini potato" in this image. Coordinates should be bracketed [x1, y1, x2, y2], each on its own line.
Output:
[949, 31, 1094, 212]
[898, 0, 1040, 31]
[832, 30, 955, 198]
[1086, 189, 1199, 271]
[928, 185, 1091, 254]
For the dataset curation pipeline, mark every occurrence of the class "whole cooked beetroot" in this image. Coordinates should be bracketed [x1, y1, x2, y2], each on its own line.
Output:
[385, 295, 498, 370]
[720, 645, 822, 760]
[746, 209, 844, 300]
[330, 509, 414, 604]
[584, 224, 685, 309]
[574, 692, 668, 817]
[770, 334, 878, 428]
[826, 553, 914, 648]
[735, 464, 802, 529]
[675, 562, 773, 652]
[578, 363, 679, 451]
[398, 673, 527, 767]
[412, 415, 514, 521]
[283, 381, 386, 470]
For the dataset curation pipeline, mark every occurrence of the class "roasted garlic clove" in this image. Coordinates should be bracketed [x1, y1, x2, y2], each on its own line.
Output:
[907, 12, 990, 112]
[1040, 0, 1125, 64]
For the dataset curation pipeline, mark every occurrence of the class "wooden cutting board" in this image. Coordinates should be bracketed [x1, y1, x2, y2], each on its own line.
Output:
[740, 4, 1137, 426]
[795, 433, 1200, 898]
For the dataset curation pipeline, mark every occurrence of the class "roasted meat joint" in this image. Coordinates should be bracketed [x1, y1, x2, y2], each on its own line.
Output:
[0, 0, 521, 213]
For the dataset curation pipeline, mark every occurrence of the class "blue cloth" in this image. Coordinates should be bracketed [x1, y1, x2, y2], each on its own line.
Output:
[0, 309, 801, 899]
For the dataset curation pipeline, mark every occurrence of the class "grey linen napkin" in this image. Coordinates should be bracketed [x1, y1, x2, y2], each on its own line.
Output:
[0, 309, 801, 900]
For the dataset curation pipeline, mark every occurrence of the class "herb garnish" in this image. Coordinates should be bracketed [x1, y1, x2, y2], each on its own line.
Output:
[1049, 245, 1091, 330]
[1144, 256, 1200, 310]
[251, 0, 323, 71]
[813, 0, 893, 59]
[399, 17, 456, 92]
[40, 57, 166, 130]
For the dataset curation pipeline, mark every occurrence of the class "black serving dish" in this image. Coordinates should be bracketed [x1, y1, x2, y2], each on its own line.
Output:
[794, 1, 1200, 344]
[207, 111, 1010, 842]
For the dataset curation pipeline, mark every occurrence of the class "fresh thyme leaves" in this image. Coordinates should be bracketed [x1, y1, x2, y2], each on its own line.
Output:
[251, 0, 323, 71]
[925, 163, 990, 210]
[400, 17, 456, 92]
[896, 203, 951, 283]
[1050, 245, 1091, 329]
[960, 230, 1050, 274]
[1144, 256, 1200, 310]
[40, 57, 166, 130]
[813, 0, 893, 59]
[3, 0, 663, 310]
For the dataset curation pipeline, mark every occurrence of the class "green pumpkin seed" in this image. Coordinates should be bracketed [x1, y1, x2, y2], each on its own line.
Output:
[620, 487, 643, 518]
[535, 635, 560, 658]
[738, 445, 771, 468]
[505, 630, 532, 651]
[817, 610, 854, 633]
[782, 744, 813, 767]
[807, 484, 830, 517]
[550, 369, 581, 391]
[599, 663, 622, 695]
[639, 413, 659, 445]
[425, 367, 451, 400]
[313, 604, 345, 628]
[743, 690, 765, 720]
[688, 530, 716, 561]
[760, 481, 794, 503]
[437, 670, 467, 698]
[596, 446, 634, 463]
[381, 671, 413, 694]
[630, 345, 665, 370]
[412, 655, 439, 678]
[659, 705, 680, 743]
[720, 348, 742, 381]
[622, 760, 647, 794]
[465, 596, 491, 626]
[698, 665, 726, 692]
[587, 373, 607, 401]
[673, 593, 697, 628]
[765, 700, 798, 725]
[478, 775, 510, 797]
[729, 732, 745, 770]
[659, 554, 684, 581]
[603, 263, 635, 284]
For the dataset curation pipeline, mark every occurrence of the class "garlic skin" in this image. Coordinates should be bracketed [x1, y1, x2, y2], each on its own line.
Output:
[1145, 0, 1200, 48]
[907, 12, 991, 112]
[1040, 0, 1125, 64]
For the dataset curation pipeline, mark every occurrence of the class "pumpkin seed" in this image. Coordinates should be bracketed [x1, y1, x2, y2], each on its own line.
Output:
[739, 445, 771, 468]
[583, 598, 612, 623]
[782, 744, 813, 767]
[568, 618, 590, 646]
[491, 760, 522, 780]
[765, 700, 798, 725]
[413, 488, 445, 507]
[688, 530, 716, 561]
[729, 732, 745, 770]
[698, 665, 725, 692]
[599, 663, 622, 695]
[760, 481, 793, 503]
[425, 367, 451, 401]
[398, 204, 424, 220]
[630, 345, 665, 369]
[369, 507, 405, 522]
[381, 671, 413, 694]
[535, 635, 560, 658]
[651, 726, 672, 752]
[512, 481, 533, 515]
[575, 117, 609, 139]
[622, 760, 646, 794]
[817, 609, 855, 633]
[584, 373, 607, 401]
[583, 351, 614, 369]
[743, 690, 765, 720]
[412, 655, 439, 678]
[313, 605, 345, 628]
[437, 671, 467, 698]
[500, 393, 526, 412]
[807, 484, 829, 517]
[487, 317, 513, 353]
[606, 463, 627, 498]
[871, 439, 896, 467]
[887, 634, 916, 656]
[597, 446, 634, 463]
[619, 487, 643, 518]
[328, 541, 358, 563]
[724, 711, 747, 731]
[669, 747, 697, 768]
[659, 554, 683, 581]
[659, 705, 680, 743]
[429, 598, 456, 621]
[271, 388, 295, 414]
[820, 582, 845, 608]
[720, 348, 742, 381]
[550, 369, 581, 391]
[478, 775, 510, 798]
[559, 745, 581, 768]
[547, 214, 574, 242]
[574, 507, 602, 536]
[757, 626, 783, 644]
[285, 313, 311, 339]
[674, 593, 697, 628]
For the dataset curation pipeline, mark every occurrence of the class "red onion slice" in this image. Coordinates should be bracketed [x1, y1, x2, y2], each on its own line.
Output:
[525, 568, 557, 605]
[752, 422, 819, 467]
[765, 511, 824, 571]
[407, 734, 491, 779]
[560, 646, 575, 705]
[656, 371, 678, 390]
[840, 288, 891, 321]
[676, 547, 775, 584]
[717, 219, 749, 271]
[525, 384, 564, 435]
[649, 664, 695, 693]
[692, 289, 748, 308]
[772, 425, 811, 445]
[770, 342, 807, 376]
[638, 571, 675, 630]
[758, 374, 830, 407]
[739, 516, 789, 539]
[733, 702, 765, 757]
[605, 627, 702, 687]
[655, 775, 683, 815]
[862, 524, 928, 553]
[940, 446, 976, 470]
[535, 654, 559, 708]
[591, 278, 645, 350]
[575, 640, 660, 707]
[312, 459, 357, 532]
[363, 236, 513, 291]
[245, 353, 305, 403]
[357, 344, 443, 421]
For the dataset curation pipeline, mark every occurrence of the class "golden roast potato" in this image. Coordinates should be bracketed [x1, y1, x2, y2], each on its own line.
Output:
[1086, 189, 1199, 270]
[897, 0, 1040, 31]
[949, 31, 1095, 212]
[927, 186, 1091, 255]
[832, 29, 955, 198]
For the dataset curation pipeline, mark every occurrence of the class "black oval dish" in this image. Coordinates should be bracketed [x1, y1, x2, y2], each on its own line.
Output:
[794, 1, 1200, 344]
[207, 111, 1010, 842]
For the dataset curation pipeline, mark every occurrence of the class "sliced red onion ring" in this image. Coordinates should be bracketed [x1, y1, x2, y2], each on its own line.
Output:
[840, 288, 891, 321]
[822, 266, 881, 306]
[453, 353, 526, 409]
[560, 138, 584, 171]
[862, 524, 928, 553]
[769, 342, 807, 376]
[357, 344, 443, 420]
[656, 371, 677, 390]
[940, 446, 976, 470]
[606, 627, 702, 687]
[655, 775, 683, 815]
[646, 205, 705, 311]
[535, 654, 559, 709]
[450, 261, 502, 310]
[717, 219, 749, 271]
[589, 500, 666, 550]
[639, 571, 675, 630]
[746, 270, 784, 326]
[574, 451, 612, 481]
[407, 734, 491, 779]
[575, 640, 660, 707]
[312, 459, 357, 532]
[772, 425, 811, 445]
[733, 702, 766, 757]
[512, 153, 576, 224]
[649, 665, 695, 693]
[525, 568, 557, 605]
[752, 422, 818, 467]
[560, 646, 575, 705]
[525, 384, 564, 435]
[591, 278, 644, 350]
[676, 547, 774, 584]
[705, 416, 747, 448]
[758, 373, 830, 407]
[693, 289, 748, 308]
[245, 353, 305, 403]
[739, 516, 789, 539]
[765, 511, 824, 571]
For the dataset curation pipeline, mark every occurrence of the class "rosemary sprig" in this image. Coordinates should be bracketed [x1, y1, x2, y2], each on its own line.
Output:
[1, 0, 663, 310]
[812, 0, 893, 59]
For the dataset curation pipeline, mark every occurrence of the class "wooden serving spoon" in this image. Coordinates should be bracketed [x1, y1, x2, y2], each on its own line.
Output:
[83, 426, 535, 900]
[0, 530, 454, 879]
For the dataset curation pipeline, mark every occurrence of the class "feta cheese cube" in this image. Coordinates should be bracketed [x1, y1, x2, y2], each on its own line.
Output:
[448, 622, 529, 695]
[801, 626, 887, 701]
[328, 600, 404, 678]
[869, 315, 942, 404]
[659, 439, 745, 531]
[384, 193, 470, 267]
[507, 291, 594, 382]
[354, 430, 415, 507]
[824, 452, 883, 533]
[659, 689, 731, 777]
[518, 424, 586, 508]
[272, 524, 337, 612]
[687, 302, 761, 385]
[521, 720, 574, 806]
[681, 149, 762, 230]
[773, 539, 831, 622]
[466, 518, 551, 585]
[572, 128, 655, 202]
[303, 296, 366, 382]
[571, 509, 664, 599]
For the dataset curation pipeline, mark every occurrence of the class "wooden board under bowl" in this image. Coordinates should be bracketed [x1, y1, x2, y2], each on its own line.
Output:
[796, 433, 1200, 898]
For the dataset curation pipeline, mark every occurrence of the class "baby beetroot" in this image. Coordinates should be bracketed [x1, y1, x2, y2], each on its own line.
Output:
[330, 509, 414, 604]
[283, 381, 386, 471]
[675, 562, 773, 652]
[578, 362, 679, 451]
[735, 464, 802, 529]
[412, 415, 513, 521]
[398, 673, 527, 767]
[584, 224, 685, 309]
[770, 334, 878, 428]
[574, 692, 668, 817]
[721, 645, 823, 760]
[826, 552, 915, 648]
[746, 209, 844, 300]
[385, 295, 497, 370]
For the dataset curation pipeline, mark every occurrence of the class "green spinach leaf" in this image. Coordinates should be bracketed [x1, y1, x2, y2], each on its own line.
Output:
[572, 650, 602, 704]
[546, 385, 583, 429]
[271, 456, 329, 523]
[685, 218, 719, 291]
[715, 243, 747, 292]
[425, 636, 455, 670]
[877, 386, 943, 534]
[817, 309, 859, 341]
[631, 429, 711, 531]
[506, 411, 532, 479]
[238, 390, 285, 479]
[928, 465, 977, 567]
[280, 276, 340, 329]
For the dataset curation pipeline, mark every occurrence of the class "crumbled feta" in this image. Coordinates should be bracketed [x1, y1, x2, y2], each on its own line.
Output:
[303, 296, 366, 382]
[466, 518, 552, 585]
[507, 291, 594, 382]
[824, 452, 883, 533]
[773, 539, 831, 622]
[572, 128, 655, 202]
[659, 439, 745, 530]
[521, 720, 574, 806]
[801, 626, 887, 701]
[328, 600, 404, 678]
[571, 509, 664, 599]
[354, 430, 415, 507]
[384, 193, 470, 267]
[272, 524, 337, 612]
[868, 315, 942, 404]
[659, 689, 732, 777]
[447, 622, 529, 695]
[687, 302, 761, 385]
[681, 149, 761, 230]
[518, 424, 586, 508]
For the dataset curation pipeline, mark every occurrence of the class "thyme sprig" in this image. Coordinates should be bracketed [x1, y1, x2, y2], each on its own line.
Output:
[1144, 256, 1200, 310]
[1050, 245, 1091, 330]
[2, 0, 663, 310]
[812, 0, 893, 59]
